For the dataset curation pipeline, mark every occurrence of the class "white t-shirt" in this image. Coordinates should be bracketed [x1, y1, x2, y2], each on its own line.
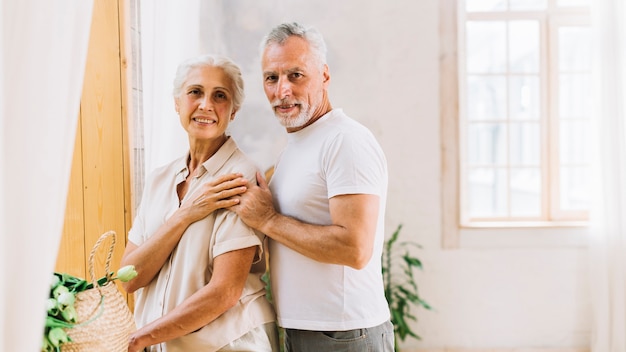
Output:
[269, 108, 390, 331]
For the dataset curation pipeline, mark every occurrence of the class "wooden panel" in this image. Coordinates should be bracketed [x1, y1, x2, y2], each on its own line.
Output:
[118, 0, 135, 309]
[56, 117, 86, 278]
[80, 0, 126, 279]
[57, 0, 130, 292]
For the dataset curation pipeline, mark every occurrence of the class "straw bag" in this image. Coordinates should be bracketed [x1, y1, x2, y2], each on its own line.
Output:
[62, 231, 136, 352]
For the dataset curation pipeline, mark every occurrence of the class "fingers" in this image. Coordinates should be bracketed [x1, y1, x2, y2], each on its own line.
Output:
[192, 187, 243, 207]
[219, 185, 247, 198]
[188, 175, 246, 203]
[256, 171, 269, 190]
[209, 172, 245, 186]
[212, 174, 249, 194]
[186, 172, 252, 211]
[215, 197, 240, 209]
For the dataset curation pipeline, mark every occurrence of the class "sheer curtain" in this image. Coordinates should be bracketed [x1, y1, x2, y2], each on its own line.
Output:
[589, 0, 626, 351]
[0, 1, 93, 350]
[140, 0, 204, 174]
[139, 1, 286, 177]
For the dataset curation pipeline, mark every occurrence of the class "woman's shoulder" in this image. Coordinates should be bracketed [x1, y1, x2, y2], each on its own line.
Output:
[222, 144, 261, 182]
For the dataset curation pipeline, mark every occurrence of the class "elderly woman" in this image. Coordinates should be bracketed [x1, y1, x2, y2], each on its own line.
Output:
[120, 54, 278, 352]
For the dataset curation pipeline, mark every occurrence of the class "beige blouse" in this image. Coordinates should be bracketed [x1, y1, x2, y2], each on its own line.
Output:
[128, 137, 275, 352]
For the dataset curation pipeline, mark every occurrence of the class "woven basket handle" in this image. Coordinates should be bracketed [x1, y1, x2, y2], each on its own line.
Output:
[88, 230, 116, 296]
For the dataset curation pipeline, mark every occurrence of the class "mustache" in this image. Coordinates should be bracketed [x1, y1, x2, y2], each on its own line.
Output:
[271, 99, 300, 108]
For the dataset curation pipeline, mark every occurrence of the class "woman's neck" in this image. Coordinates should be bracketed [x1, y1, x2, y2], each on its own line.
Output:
[187, 134, 228, 175]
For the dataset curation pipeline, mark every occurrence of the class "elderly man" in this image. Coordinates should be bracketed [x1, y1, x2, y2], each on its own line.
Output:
[229, 22, 393, 352]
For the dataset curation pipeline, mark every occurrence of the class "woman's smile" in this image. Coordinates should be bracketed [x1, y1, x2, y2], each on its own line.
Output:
[192, 116, 217, 125]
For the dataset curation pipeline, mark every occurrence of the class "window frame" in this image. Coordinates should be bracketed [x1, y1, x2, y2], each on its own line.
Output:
[547, 13, 592, 222]
[440, 0, 590, 248]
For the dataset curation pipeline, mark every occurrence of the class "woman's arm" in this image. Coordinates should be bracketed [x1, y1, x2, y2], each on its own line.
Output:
[121, 173, 248, 293]
[126, 246, 257, 352]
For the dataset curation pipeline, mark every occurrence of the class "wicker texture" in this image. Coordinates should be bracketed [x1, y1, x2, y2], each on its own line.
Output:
[62, 231, 136, 352]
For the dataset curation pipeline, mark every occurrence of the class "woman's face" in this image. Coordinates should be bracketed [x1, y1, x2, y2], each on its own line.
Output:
[175, 65, 236, 143]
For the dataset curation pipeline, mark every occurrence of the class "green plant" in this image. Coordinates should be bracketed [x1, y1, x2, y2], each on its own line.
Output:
[382, 224, 431, 349]
[262, 270, 285, 352]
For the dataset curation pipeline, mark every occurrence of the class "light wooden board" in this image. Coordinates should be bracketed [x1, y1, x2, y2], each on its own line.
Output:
[56, 0, 131, 298]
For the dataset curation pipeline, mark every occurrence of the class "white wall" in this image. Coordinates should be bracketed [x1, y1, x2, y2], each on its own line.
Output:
[155, 1, 592, 350]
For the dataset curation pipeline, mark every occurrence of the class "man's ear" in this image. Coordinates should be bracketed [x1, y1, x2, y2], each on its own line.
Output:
[322, 64, 331, 86]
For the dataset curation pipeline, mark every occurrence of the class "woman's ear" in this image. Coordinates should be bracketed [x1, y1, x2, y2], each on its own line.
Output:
[174, 98, 180, 114]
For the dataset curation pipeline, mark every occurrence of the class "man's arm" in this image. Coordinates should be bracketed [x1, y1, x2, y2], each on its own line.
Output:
[230, 172, 379, 270]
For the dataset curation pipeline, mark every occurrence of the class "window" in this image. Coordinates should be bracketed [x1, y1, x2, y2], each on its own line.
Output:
[441, 0, 591, 247]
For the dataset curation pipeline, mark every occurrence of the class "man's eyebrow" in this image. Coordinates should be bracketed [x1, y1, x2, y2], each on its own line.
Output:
[263, 67, 303, 76]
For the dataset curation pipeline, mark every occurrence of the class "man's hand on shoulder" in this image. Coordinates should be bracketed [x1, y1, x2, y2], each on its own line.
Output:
[229, 171, 278, 232]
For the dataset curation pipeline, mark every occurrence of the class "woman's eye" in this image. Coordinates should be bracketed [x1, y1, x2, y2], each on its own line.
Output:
[214, 92, 227, 101]
[188, 89, 202, 96]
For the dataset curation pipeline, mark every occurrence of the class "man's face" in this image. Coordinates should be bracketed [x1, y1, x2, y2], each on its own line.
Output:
[261, 36, 330, 132]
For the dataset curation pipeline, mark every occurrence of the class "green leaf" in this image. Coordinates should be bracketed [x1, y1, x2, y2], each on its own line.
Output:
[45, 316, 75, 329]
[84, 272, 114, 290]
[418, 298, 433, 310]
[403, 255, 423, 269]
[381, 223, 431, 346]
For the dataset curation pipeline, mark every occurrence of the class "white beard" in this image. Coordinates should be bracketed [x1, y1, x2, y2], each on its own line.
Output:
[275, 101, 313, 129]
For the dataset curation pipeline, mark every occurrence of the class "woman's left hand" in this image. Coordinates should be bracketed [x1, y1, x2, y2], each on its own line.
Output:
[127, 331, 147, 352]
[180, 173, 248, 222]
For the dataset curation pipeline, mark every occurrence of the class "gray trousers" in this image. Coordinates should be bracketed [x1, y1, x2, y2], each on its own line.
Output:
[284, 320, 394, 352]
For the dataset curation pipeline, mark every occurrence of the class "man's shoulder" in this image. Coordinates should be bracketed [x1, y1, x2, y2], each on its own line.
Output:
[320, 109, 368, 135]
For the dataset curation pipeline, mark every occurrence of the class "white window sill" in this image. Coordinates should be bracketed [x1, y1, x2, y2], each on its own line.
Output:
[458, 222, 589, 248]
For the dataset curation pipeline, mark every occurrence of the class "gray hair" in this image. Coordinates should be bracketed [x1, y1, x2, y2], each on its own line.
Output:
[172, 54, 245, 111]
[260, 22, 328, 68]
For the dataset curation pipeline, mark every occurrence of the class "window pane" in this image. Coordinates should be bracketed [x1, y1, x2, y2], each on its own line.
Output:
[557, 0, 589, 7]
[509, 75, 540, 120]
[468, 168, 508, 217]
[560, 120, 590, 164]
[460, 3, 591, 223]
[510, 122, 540, 165]
[559, 73, 592, 119]
[466, 0, 507, 12]
[559, 26, 591, 71]
[510, 0, 546, 11]
[510, 168, 541, 216]
[509, 21, 540, 73]
[468, 123, 508, 165]
[560, 166, 589, 211]
[466, 21, 507, 73]
[467, 75, 507, 120]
